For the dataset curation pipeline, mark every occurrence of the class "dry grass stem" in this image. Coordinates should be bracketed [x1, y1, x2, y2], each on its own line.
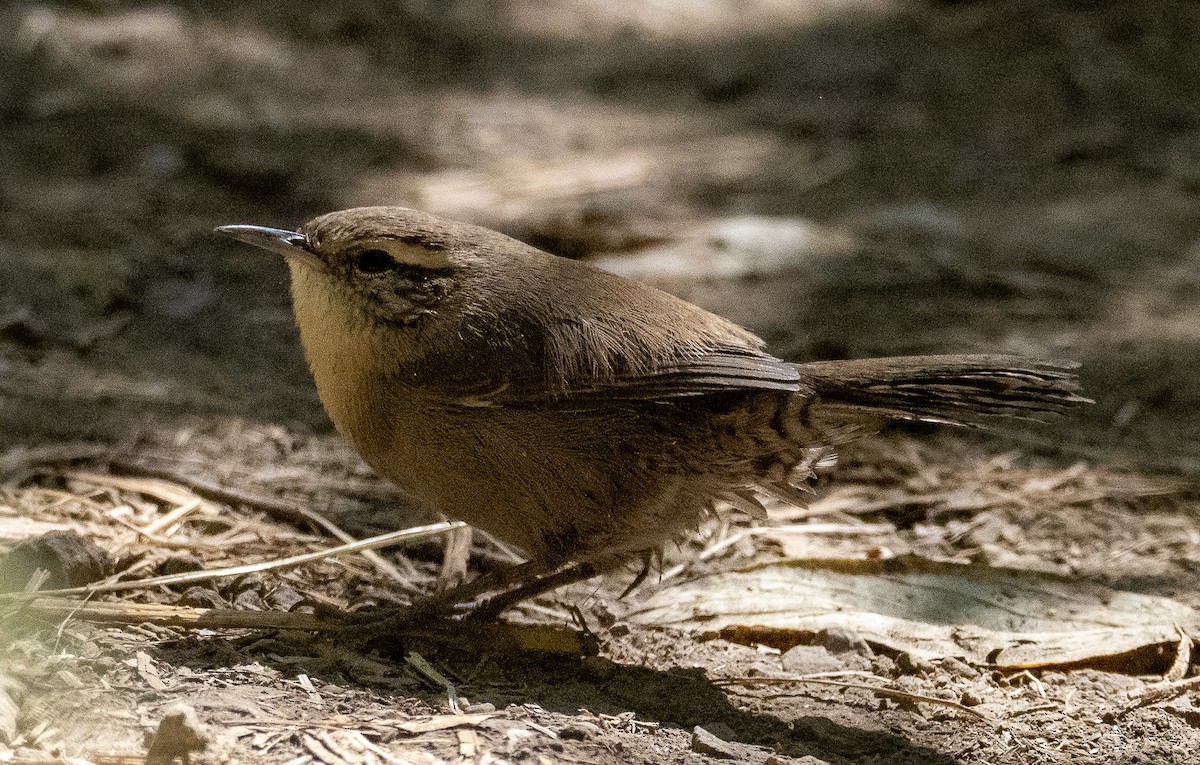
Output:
[2, 521, 463, 599]
[107, 459, 426, 592]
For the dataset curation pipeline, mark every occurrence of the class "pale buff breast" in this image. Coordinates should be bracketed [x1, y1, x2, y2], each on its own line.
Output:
[288, 263, 482, 518]
[287, 264, 405, 465]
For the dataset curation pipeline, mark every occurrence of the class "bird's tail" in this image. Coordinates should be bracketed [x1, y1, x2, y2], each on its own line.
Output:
[794, 354, 1089, 437]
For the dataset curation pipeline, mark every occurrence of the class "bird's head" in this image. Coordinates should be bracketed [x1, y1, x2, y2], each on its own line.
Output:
[217, 206, 470, 327]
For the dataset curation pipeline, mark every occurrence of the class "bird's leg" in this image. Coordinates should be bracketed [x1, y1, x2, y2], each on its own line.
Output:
[617, 550, 656, 598]
[416, 559, 557, 613]
[467, 560, 605, 621]
[350, 558, 589, 645]
[468, 550, 661, 619]
[349, 559, 555, 643]
[354, 558, 611, 641]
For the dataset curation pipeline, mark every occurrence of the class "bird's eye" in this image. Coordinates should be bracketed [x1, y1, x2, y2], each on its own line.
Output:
[356, 249, 394, 274]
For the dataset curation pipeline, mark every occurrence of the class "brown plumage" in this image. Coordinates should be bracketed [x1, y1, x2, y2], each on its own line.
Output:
[218, 207, 1087, 591]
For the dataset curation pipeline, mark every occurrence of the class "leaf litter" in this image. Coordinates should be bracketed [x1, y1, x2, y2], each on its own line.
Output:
[0, 422, 1199, 764]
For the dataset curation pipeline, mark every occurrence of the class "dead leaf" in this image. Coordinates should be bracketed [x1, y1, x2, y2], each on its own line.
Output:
[628, 556, 1200, 670]
[394, 713, 500, 734]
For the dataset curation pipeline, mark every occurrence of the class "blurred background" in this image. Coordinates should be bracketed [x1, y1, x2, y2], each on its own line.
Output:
[1, 0, 1198, 473]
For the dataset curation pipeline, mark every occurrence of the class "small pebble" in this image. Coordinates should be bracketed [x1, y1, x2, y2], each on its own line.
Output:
[700, 721, 737, 741]
[871, 654, 898, 678]
[558, 721, 602, 740]
[231, 572, 267, 595]
[177, 587, 228, 609]
[960, 689, 986, 707]
[691, 726, 738, 759]
[895, 652, 936, 676]
[782, 645, 841, 674]
[937, 656, 980, 679]
[232, 590, 267, 611]
[816, 628, 872, 657]
[266, 585, 305, 612]
[160, 555, 205, 578]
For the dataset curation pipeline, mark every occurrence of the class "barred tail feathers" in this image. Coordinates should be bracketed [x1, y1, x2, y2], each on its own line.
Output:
[795, 354, 1089, 433]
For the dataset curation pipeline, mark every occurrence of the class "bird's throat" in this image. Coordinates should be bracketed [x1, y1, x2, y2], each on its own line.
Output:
[288, 264, 396, 457]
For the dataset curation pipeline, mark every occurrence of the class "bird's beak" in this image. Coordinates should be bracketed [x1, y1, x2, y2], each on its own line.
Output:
[215, 224, 326, 271]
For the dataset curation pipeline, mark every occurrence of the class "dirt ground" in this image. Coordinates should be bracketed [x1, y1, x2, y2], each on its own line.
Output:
[3, 1, 1200, 763]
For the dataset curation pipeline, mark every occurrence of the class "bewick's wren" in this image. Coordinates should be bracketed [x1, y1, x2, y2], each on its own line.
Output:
[218, 207, 1086, 603]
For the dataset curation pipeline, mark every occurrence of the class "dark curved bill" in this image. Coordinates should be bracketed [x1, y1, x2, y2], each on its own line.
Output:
[215, 224, 325, 271]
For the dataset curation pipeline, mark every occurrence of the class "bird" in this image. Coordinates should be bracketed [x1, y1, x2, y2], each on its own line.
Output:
[217, 206, 1087, 611]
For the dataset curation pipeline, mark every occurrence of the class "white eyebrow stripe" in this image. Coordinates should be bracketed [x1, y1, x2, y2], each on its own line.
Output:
[352, 237, 453, 269]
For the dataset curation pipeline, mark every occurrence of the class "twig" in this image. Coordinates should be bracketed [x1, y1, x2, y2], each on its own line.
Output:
[106, 458, 425, 593]
[106, 512, 228, 551]
[142, 498, 205, 535]
[12, 596, 597, 655]
[15, 596, 336, 631]
[0, 521, 463, 599]
[1164, 624, 1192, 682]
[1113, 674, 1200, 716]
[66, 471, 208, 508]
